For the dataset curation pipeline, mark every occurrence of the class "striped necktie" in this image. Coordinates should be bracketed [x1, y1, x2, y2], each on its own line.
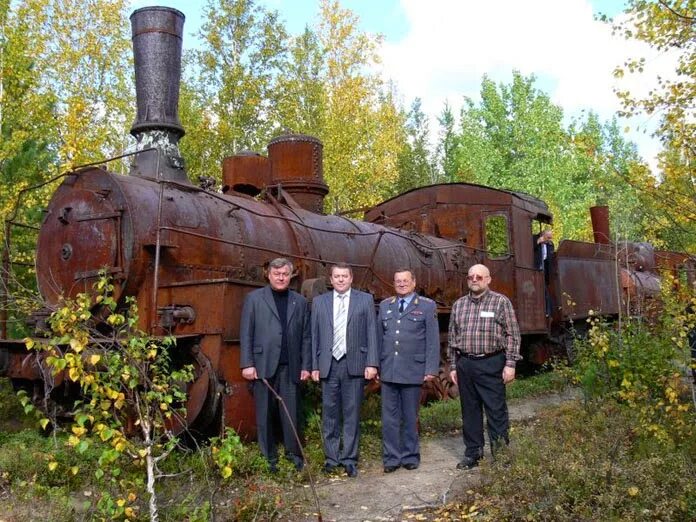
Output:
[332, 294, 347, 360]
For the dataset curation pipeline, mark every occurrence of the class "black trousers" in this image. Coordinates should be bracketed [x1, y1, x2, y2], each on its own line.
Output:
[455, 352, 509, 459]
[253, 364, 302, 466]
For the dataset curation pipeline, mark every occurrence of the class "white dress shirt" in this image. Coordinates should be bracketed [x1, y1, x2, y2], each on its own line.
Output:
[333, 289, 351, 356]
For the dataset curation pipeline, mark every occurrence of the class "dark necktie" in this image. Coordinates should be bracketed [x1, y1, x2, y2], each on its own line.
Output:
[399, 299, 405, 313]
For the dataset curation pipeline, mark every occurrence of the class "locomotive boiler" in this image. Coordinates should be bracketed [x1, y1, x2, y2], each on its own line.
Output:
[0, 6, 693, 439]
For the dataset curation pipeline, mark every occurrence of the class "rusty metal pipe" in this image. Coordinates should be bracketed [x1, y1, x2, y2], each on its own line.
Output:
[130, 6, 185, 138]
[590, 205, 611, 244]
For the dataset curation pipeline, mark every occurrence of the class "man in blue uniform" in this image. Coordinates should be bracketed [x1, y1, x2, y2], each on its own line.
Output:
[377, 268, 440, 473]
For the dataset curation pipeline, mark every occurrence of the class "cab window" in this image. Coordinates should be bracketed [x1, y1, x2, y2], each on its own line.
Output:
[485, 214, 510, 259]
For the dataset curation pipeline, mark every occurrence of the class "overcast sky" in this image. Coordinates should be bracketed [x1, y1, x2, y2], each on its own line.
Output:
[131, 0, 674, 173]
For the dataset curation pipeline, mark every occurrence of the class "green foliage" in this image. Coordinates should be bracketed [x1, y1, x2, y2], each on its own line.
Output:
[610, 1, 696, 251]
[22, 274, 194, 520]
[185, 0, 290, 173]
[394, 97, 437, 194]
[0, 377, 31, 431]
[459, 401, 696, 521]
[210, 427, 267, 479]
[442, 72, 648, 241]
[436, 102, 458, 183]
[571, 282, 694, 444]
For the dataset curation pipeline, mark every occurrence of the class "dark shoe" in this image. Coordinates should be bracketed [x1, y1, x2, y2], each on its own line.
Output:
[383, 465, 399, 473]
[344, 464, 358, 477]
[268, 462, 279, 474]
[403, 463, 418, 470]
[323, 463, 339, 475]
[456, 457, 480, 470]
[286, 453, 304, 471]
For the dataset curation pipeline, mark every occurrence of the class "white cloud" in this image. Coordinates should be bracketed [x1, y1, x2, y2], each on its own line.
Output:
[379, 0, 677, 173]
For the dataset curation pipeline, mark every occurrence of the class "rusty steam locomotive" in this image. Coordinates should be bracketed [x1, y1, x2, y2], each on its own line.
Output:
[1, 7, 693, 439]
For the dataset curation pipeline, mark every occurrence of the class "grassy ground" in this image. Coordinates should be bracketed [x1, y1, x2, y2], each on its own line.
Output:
[419, 368, 567, 435]
[6, 371, 692, 521]
[409, 398, 696, 521]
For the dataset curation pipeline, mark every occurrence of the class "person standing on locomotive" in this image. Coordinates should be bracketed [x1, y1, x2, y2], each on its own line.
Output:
[377, 268, 439, 473]
[448, 264, 521, 469]
[311, 262, 379, 478]
[533, 228, 555, 317]
[240, 258, 312, 472]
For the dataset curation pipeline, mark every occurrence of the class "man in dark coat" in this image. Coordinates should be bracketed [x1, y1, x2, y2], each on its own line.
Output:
[240, 258, 311, 472]
[377, 268, 439, 473]
[311, 262, 379, 477]
[533, 228, 555, 317]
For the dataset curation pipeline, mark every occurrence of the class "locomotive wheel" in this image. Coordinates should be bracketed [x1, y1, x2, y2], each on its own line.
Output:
[166, 343, 220, 437]
[420, 367, 458, 403]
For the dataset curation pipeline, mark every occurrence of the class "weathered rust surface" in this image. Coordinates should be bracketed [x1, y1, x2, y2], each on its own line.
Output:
[222, 152, 270, 196]
[267, 134, 329, 214]
[556, 240, 620, 319]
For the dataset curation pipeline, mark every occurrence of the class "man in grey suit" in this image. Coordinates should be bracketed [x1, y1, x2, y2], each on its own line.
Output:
[240, 258, 311, 472]
[311, 262, 379, 477]
[377, 268, 439, 473]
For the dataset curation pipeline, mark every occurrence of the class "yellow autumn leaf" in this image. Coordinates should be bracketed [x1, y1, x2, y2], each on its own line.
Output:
[221, 466, 232, 479]
[70, 338, 85, 353]
[125, 507, 135, 519]
[24, 337, 35, 349]
[68, 367, 80, 382]
[128, 492, 137, 502]
[89, 354, 101, 365]
[116, 498, 126, 507]
[628, 486, 639, 496]
[72, 426, 87, 437]
[48, 461, 58, 471]
[71, 466, 79, 475]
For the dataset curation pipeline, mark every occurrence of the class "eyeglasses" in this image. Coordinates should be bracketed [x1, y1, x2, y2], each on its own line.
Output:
[467, 274, 485, 281]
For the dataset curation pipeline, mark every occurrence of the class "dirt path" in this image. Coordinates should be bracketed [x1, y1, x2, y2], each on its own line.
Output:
[295, 388, 580, 522]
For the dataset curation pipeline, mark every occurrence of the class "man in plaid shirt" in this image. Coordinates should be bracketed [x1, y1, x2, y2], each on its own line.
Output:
[448, 264, 521, 469]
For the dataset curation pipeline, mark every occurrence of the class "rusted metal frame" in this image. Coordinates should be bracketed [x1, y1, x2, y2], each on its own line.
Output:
[74, 267, 124, 281]
[359, 230, 385, 289]
[3, 148, 151, 226]
[151, 153, 165, 334]
[75, 212, 122, 222]
[157, 226, 372, 269]
[158, 278, 265, 288]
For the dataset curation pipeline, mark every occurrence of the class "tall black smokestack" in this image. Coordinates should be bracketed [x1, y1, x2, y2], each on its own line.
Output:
[129, 6, 189, 183]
